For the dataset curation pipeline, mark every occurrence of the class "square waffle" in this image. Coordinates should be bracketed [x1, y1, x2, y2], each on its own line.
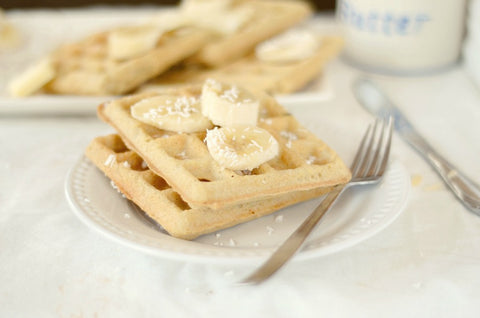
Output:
[97, 85, 351, 209]
[86, 134, 336, 239]
[187, 0, 313, 67]
[139, 36, 344, 95]
[44, 27, 212, 95]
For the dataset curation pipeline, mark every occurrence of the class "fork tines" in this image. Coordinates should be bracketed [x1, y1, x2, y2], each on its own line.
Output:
[351, 117, 393, 180]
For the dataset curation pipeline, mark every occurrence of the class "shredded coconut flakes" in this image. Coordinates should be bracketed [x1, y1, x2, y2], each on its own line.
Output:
[104, 154, 116, 167]
[143, 96, 200, 120]
[306, 155, 317, 165]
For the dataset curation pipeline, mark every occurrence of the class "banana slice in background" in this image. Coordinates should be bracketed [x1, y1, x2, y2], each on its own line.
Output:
[180, 0, 253, 35]
[201, 78, 259, 127]
[8, 58, 56, 97]
[205, 125, 279, 171]
[108, 25, 164, 61]
[255, 29, 321, 63]
[131, 95, 213, 133]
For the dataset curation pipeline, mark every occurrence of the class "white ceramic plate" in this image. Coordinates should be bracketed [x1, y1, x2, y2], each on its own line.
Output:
[65, 155, 410, 264]
[0, 79, 332, 116]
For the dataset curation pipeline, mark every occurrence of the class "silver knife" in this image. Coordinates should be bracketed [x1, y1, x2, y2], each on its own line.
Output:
[353, 77, 480, 215]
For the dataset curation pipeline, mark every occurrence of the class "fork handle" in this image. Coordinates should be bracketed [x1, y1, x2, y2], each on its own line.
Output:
[402, 130, 480, 215]
[240, 185, 345, 285]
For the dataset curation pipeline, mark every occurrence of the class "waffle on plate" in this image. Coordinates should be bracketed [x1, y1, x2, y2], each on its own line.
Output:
[86, 134, 338, 239]
[97, 83, 351, 210]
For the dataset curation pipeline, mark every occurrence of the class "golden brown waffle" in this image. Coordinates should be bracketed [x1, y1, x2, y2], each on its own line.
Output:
[188, 0, 313, 67]
[211, 36, 343, 94]
[9, 1, 311, 96]
[85, 134, 335, 239]
[97, 86, 351, 209]
[139, 36, 344, 95]
[44, 27, 212, 95]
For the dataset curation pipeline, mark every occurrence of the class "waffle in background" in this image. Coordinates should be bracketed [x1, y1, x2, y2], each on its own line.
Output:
[183, 0, 313, 67]
[139, 33, 343, 95]
[46, 27, 211, 96]
[7, 0, 314, 97]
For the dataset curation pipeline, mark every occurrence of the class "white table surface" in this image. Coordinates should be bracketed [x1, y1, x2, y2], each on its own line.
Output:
[1, 8, 480, 318]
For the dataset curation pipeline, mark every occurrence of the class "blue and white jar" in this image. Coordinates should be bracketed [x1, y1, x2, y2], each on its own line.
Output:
[337, 0, 467, 74]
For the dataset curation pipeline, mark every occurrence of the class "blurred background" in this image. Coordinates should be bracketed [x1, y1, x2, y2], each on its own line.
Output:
[0, 0, 336, 11]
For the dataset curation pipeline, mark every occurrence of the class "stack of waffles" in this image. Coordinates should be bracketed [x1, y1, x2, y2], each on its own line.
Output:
[7, 0, 352, 239]
[86, 80, 351, 239]
[8, 0, 343, 97]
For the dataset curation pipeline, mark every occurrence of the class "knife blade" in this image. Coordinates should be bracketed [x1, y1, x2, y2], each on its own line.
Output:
[353, 77, 480, 215]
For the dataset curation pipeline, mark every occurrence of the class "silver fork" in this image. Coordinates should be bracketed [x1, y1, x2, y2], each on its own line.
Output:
[240, 117, 394, 285]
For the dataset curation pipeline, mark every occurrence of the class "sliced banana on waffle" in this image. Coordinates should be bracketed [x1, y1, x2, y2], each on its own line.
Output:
[201, 78, 259, 127]
[255, 29, 321, 63]
[205, 125, 279, 170]
[8, 58, 56, 97]
[108, 25, 164, 61]
[131, 95, 213, 133]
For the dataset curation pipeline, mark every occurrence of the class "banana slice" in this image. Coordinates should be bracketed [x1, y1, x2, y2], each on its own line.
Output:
[131, 95, 213, 133]
[8, 58, 56, 97]
[205, 125, 279, 170]
[201, 79, 259, 127]
[255, 29, 321, 63]
[108, 25, 164, 61]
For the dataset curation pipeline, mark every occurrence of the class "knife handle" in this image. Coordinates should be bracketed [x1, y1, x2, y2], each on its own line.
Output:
[402, 130, 480, 215]
[354, 77, 480, 215]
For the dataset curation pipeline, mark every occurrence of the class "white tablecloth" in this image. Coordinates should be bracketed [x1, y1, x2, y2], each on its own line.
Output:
[1, 9, 480, 318]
